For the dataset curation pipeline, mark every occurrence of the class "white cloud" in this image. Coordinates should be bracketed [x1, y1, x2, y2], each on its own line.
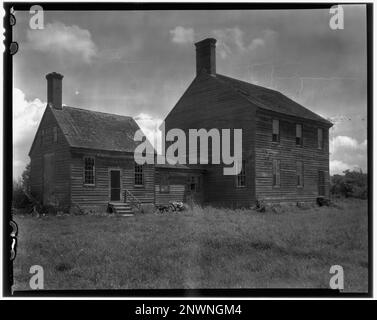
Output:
[212, 27, 274, 59]
[13, 88, 45, 145]
[331, 135, 359, 151]
[134, 113, 162, 153]
[27, 22, 97, 63]
[330, 160, 358, 175]
[13, 88, 46, 178]
[248, 37, 265, 51]
[170, 26, 195, 45]
[330, 135, 367, 175]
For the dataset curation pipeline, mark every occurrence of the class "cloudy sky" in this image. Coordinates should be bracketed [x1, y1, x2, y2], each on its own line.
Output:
[12, 6, 368, 178]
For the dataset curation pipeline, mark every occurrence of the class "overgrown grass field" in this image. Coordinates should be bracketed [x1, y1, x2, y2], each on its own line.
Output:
[13, 200, 368, 292]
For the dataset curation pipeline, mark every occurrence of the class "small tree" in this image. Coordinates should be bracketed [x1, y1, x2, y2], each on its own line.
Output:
[12, 163, 32, 209]
[330, 169, 367, 199]
[21, 162, 31, 195]
[12, 179, 30, 208]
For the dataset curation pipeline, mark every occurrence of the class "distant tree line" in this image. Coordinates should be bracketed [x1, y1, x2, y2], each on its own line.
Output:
[331, 169, 368, 199]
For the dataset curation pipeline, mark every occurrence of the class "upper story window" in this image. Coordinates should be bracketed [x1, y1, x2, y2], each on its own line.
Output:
[135, 163, 144, 186]
[296, 124, 303, 146]
[272, 119, 280, 142]
[297, 161, 304, 187]
[160, 174, 170, 193]
[236, 160, 246, 188]
[84, 157, 95, 185]
[53, 126, 58, 143]
[272, 159, 281, 187]
[318, 128, 324, 149]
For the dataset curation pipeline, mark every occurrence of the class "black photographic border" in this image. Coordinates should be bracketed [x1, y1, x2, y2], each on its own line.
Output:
[3, 1, 373, 299]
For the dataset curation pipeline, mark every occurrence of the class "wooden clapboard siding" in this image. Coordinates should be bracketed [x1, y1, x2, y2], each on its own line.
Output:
[164, 73, 256, 207]
[155, 184, 186, 205]
[70, 151, 155, 206]
[155, 170, 188, 205]
[255, 110, 330, 202]
[164, 72, 331, 206]
[71, 153, 114, 206]
[124, 163, 155, 204]
[29, 106, 71, 206]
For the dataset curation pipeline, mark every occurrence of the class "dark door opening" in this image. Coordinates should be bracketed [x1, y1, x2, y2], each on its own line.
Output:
[186, 175, 203, 204]
[110, 170, 121, 201]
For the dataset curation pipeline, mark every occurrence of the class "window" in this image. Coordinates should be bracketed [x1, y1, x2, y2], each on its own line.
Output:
[135, 163, 144, 186]
[297, 161, 304, 187]
[236, 160, 246, 188]
[84, 157, 95, 185]
[160, 174, 170, 193]
[272, 119, 280, 142]
[296, 124, 303, 146]
[318, 128, 324, 149]
[53, 126, 58, 143]
[272, 159, 280, 187]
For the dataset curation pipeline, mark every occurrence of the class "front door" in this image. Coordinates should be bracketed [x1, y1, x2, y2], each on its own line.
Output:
[110, 170, 121, 201]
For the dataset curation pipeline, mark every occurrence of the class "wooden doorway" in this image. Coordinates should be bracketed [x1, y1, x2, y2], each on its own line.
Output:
[110, 169, 121, 202]
[186, 175, 203, 205]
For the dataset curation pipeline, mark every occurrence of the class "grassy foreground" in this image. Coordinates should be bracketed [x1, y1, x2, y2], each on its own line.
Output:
[13, 200, 368, 292]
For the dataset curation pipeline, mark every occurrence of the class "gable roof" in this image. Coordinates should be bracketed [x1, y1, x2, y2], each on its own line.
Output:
[214, 74, 332, 126]
[212, 73, 332, 126]
[51, 106, 149, 153]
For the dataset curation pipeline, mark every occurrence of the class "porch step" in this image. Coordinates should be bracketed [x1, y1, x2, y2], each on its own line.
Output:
[109, 202, 134, 215]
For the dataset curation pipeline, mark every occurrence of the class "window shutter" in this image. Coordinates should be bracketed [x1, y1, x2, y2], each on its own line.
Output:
[273, 119, 279, 134]
[296, 124, 302, 137]
[318, 128, 323, 149]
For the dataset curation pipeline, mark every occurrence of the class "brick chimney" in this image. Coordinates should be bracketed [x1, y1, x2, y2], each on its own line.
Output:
[46, 72, 64, 110]
[195, 38, 216, 75]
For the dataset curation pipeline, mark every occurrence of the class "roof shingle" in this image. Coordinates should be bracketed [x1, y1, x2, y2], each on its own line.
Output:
[52, 106, 145, 152]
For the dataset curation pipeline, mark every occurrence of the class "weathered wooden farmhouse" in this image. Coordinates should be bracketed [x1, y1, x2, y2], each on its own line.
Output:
[163, 38, 333, 207]
[29, 72, 203, 214]
[29, 37, 332, 213]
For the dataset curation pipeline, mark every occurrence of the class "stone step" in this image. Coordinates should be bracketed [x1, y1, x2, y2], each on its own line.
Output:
[113, 206, 132, 210]
[109, 202, 134, 215]
[117, 210, 133, 214]
[109, 202, 130, 206]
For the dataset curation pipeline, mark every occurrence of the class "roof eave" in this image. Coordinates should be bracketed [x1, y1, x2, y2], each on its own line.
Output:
[256, 107, 333, 127]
